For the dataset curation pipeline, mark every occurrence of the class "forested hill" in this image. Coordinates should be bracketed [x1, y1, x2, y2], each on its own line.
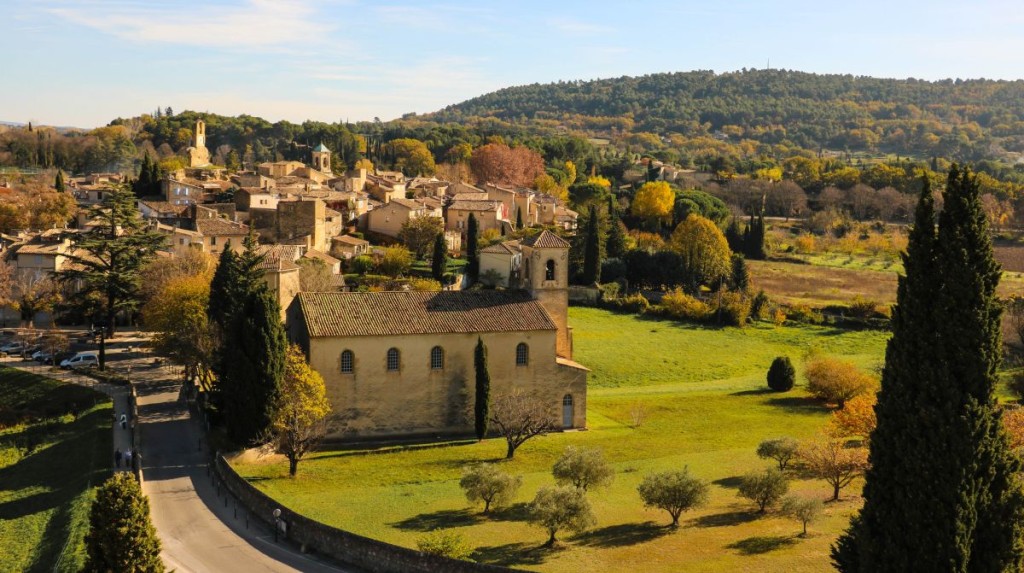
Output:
[429, 69, 1024, 160]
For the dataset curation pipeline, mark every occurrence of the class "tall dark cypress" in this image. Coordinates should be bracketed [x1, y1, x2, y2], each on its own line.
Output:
[54, 170, 65, 193]
[582, 204, 602, 284]
[466, 213, 479, 284]
[834, 169, 1024, 572]
[431, 232, 448, 283]
[515, 207, 523, 230]
[223, 287, 287, 445]
[474, 337, 490, 441]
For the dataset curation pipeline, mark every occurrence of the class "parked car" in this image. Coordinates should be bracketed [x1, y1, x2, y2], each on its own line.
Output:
[21, 345, 42, 360]
[0, 342, 25, 357]
[60, 352, 99, 369]
[30, 349, 48, 361]
[48, 351, 74, 366]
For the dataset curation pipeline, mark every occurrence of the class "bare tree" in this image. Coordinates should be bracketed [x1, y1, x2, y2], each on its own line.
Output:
[767, 181, 807, 220]
[0, 260, 13, 324]
[14, 271, 59, 327]
[799, 437, 869, 501]
[489, 390, 557, 459]
[297, 258, 336, 292]
[817, 186, 844, 211]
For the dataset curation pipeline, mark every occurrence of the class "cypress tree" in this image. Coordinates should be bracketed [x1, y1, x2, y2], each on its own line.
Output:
[724, 218, 744, 253]
[54, 170, 65, 193]
[84, 473, 164, 573]
[474, 337, 490, 440]
[222, 287, 287, 445]
[582, 204, 602, 284]
[730, 253, 749, 292]
[431, 232, 448, 283]
[133, 154, 151, 197]
[515, 207, 523, 230]
[148, 157, 161, 195]
[834, 168, 1024, 571]
[466, 213, 479, 284]
[207, 248, 240, 335]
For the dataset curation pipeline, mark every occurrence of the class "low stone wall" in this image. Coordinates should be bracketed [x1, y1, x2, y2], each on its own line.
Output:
[214, 455, 526, 573]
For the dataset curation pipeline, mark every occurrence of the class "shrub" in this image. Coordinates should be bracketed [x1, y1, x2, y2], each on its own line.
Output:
[608, 293, 650, 314]
[805, 356, 878, 409]
[794, 233, 816, 254]
[637, 468, 709, 527]
[767, 356, 796, 392]
[349, 255, 375, 275]
[85, 473, 163, 572]
[771, 307, 787, 326]
[828, 393, 877, 439]
[416, 530, 474, 560]
[1009, 372, 1024, 403]
[847, 296, 880, 319]
[750, 290, 770, 320]
[660, 288, 710, 321]
[785, 304, 824, 324]
[715, 291, 751, 326]
[756, 437, 800, 470]
[737, 468, 790, 513]
[406, 278, 442, 292]
[459, 464, 522, 514]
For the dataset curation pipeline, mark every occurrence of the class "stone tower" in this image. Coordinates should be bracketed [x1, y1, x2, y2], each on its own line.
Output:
[188, 120, 211, 167]
[521, 230, 572, 358]
[311, 142, 332, 175]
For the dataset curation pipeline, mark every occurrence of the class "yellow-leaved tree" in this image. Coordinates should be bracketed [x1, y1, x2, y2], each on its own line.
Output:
[271, 344, 332, 477]
[670, 214, 731, 292]
[828, 392, 878, 440]
[141, 271, 216, 391]
[631, 181, 675, 229]
[388, 138, 436, 176]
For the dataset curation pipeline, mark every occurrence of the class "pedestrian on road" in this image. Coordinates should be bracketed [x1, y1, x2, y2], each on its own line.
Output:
[120, 413, 127, 429]
[124, 449, 132, 468]
[114, 448, 122, 468]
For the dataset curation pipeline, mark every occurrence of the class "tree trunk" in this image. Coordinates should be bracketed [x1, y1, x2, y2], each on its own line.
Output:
[670, 513, 680, 527]
[545, 530, 556, 547]
[832, 482, 840, 501]
[289, 457, 298, 477]
[483, 500, 490, 514]
[506, 441, 515, 459]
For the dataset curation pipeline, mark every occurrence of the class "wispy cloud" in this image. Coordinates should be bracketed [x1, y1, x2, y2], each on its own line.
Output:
[46, 0, 332, 49]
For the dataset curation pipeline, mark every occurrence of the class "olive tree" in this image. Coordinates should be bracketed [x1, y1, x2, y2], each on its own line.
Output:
[737, 468, 789, 513]
[459, 463, 521, 514]
[528, 485, 596, 546]
[637, 469, 709, 527]
[756, 437, 800, 470]
[552, 446, 614, 492]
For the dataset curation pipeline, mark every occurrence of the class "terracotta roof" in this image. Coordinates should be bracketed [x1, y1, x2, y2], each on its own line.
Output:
[303, 248, 341, 266]
[333, 235, 369, 246]
[387, 198, 422, 210]
[521, 230, 570, 249]
[139, 200, 187, 215]
[481, 240, 521, 255]
[257, 245, 300, 272]
[196, 218, 248, 236]
[297, 290, 556, 338]
[451, 192, 490, 201]
[449, 200, 500, 212]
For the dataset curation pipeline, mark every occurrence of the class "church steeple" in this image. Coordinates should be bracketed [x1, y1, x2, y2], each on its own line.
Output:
[311, 142, 332, 175]
[521, 230, 572, 358]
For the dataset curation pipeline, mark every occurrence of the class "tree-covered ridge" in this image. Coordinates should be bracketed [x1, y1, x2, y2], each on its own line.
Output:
[430, 69, 1024, 159]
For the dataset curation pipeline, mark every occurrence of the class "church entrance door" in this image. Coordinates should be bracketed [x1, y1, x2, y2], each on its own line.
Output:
[562, 394, 574, 428]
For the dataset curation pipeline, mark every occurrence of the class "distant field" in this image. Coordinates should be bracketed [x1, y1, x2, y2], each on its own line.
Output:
[0, 366, 111, 573]
[232, 308, 890, 573]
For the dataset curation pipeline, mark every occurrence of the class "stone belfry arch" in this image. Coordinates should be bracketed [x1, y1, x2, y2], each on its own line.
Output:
[311, 142, 332, 175]
[188, 120, 211, 167]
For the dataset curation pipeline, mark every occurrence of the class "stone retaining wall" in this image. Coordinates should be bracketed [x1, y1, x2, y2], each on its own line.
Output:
[214, 455, 526, 573]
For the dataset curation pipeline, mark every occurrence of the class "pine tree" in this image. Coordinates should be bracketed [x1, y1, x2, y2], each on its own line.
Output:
[582, 204, 602, 284]
[84, 473, 164, 573]
[431, 232, 448, 283]
[54, 170, 65, 193]
[730, 253, 749, 292]
[474, 337, 490, 441]
[466, 213, 480, 284]
[58, 184, 165, 370]
[834, 168, 1024, 572]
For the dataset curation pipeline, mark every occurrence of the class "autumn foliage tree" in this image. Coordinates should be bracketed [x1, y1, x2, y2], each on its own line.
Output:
[828, 393, 878, 440]
[799, 437, 869, 501]
[387, 138, 436, 176]
[670, 214, 732, 292]
[141, 270, 216, 391]
[269, 344, 331, 477]
[804, 356, 878, 409]
[469, 143, 545, 187]
[631, 181, 675, 229]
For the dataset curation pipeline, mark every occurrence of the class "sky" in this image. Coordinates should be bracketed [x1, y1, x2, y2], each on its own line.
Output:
[3, 0, 1024, 128]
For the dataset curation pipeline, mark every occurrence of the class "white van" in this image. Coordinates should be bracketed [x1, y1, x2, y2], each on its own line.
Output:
[60, 352, 99, 369]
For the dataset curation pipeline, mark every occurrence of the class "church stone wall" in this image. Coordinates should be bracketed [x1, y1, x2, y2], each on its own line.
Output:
[307, 329, 586, 438]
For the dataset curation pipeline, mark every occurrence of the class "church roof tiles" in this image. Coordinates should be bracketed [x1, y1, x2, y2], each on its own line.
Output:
[296, 290, 556, 338]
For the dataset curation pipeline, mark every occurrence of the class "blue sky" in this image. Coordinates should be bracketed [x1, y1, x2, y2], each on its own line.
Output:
[3, 0, 1023, 128]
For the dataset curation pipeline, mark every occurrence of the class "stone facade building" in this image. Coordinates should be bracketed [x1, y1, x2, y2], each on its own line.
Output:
[287, 230, 587, 439]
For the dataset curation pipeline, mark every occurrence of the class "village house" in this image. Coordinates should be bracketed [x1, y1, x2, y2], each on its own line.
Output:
[330, 234, 370, 260]
[367, 197, 441, 239]
[287, 230, 587, 439]
[446, 199, 509, 237]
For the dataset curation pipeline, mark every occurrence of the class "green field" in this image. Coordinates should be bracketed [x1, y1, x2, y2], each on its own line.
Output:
[0, 366, 112, 573]
[232, 308, 890, 572]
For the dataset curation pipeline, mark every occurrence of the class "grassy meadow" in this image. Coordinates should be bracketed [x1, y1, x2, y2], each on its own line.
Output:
[232, 308, 890, 572]
[0, 366, 112, 573]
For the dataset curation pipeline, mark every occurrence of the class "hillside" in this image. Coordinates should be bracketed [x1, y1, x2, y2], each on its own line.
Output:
[430, 69, 1024, 161]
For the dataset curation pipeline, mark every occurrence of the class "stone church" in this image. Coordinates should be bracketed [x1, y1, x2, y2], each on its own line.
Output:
[287, 230, 588, 439]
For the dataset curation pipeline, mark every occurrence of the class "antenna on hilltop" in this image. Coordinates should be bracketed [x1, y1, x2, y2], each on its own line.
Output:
[767, 58, 770, 70]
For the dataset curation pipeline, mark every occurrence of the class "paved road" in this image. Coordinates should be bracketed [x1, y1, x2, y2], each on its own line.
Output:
[4, 332, 356, 573]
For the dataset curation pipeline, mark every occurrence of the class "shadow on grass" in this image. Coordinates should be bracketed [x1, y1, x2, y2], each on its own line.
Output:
[488, 502, 532, 523]
[730, 388, 778, 397]
[726, 535, 798, 555]
[712, 476, 744, 489]
[390, 508, 482, 531]
[766, 396, 826, 414]
[688, 510, 758, 528]
[571, 521, 671, 548]
[471, 541, 558, 567]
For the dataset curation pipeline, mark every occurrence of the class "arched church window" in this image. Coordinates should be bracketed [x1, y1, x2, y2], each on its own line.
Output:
[516, 343, 529, 366]
[387, 348, 400, 372]
[430, 346, 444, 370]
[340, 350, 354, 374]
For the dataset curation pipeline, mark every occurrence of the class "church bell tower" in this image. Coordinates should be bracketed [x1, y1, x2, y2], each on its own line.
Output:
[522, 230, 571, 358]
